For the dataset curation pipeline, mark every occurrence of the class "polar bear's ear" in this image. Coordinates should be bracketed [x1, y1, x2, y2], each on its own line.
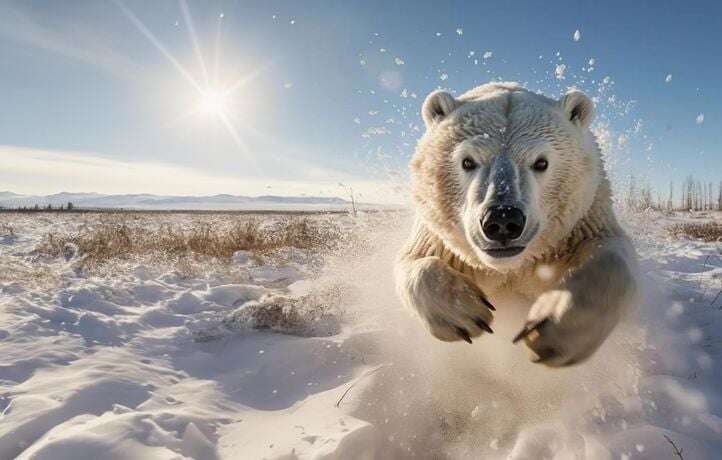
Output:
[560, 90, 594, 129]
[422, 90, 461, 128]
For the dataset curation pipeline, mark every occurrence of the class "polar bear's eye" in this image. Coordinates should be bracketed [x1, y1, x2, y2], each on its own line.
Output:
[532, 158, 549, 172]
[461, 157, 477, 171]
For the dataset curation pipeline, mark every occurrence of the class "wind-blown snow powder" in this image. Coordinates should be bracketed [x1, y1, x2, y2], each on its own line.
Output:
[0, 210, 720, 459]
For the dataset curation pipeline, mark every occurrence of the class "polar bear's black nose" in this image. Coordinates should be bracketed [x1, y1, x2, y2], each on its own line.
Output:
[481, 206, 526, 242]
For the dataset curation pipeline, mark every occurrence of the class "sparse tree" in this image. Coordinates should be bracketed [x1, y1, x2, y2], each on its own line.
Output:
[639, 182, 653, 210]
[684, 176, 695, 210]
[708, 182, 714, 211]
[681, 181, 686, 210]
[626, 175, 637, 210]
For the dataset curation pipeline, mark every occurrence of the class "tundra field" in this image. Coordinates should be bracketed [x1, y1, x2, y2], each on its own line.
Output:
[0, 209, 720, 459]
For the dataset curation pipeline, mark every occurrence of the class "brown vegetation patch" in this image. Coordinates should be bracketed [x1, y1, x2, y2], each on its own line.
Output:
[668, 221, 722, 242]
[36, 217, 342, 268]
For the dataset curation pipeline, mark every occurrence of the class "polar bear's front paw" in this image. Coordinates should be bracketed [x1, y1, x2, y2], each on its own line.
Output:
[513, 290, 607, 367]
[403, 257, 495, 344]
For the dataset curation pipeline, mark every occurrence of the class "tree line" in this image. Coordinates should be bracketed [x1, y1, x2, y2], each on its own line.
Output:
[4, 202, 75, 212]
[626, 176, 722, 211]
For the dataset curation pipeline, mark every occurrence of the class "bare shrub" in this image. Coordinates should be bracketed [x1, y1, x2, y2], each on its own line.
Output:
[224, 282, 355, 337]
[36, 217, 342, 268]
[1, 224, 15, 237]
[668, 222, 722, 242]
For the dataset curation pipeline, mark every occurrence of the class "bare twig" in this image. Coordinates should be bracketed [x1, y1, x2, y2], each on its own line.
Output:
[710, 289, 722, 308]
[663, 434, 684, 460]
[338, 183, 357, 218]
[335, 364, 390, 408]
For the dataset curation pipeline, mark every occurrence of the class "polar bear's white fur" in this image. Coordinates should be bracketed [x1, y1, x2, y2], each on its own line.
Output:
[395, 82, 639, 367]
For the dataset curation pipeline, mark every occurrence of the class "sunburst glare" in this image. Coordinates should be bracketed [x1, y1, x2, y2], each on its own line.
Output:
[114, 0, 264, 152]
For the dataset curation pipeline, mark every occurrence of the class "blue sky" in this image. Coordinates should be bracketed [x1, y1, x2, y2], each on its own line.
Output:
[0, 0, 719, 203]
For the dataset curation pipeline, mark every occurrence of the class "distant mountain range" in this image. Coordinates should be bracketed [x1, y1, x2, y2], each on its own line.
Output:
[0, 191, 359, 211]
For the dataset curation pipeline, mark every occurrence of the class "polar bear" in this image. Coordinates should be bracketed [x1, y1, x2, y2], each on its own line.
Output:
[395, 82, 639, 367]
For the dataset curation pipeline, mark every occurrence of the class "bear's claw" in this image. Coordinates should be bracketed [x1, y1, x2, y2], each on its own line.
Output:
[512, 318, 549, 343]
[474, 318, 494, 334]
[455, 327, 473, 344]
[481, 298, 496, 311]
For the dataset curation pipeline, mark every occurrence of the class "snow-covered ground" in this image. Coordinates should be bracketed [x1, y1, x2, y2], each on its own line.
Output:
[0, 210, 720, 459]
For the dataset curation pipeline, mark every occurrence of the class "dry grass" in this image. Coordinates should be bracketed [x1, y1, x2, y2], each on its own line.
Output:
[36, 217, 342, 268]
[668, 221, 722, 242]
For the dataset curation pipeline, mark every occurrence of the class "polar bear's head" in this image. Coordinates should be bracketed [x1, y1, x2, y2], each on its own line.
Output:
[411, 82, 602, 271]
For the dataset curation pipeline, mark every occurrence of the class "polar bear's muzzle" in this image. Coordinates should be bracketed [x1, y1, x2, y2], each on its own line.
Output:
[479, 205, 528, 258]
[481, 205, 526, 242]
[461, 152, 542, 264]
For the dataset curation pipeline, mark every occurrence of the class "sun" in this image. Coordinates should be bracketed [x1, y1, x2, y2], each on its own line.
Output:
[116, 1, 267, 152]
[197, 89, 227, 116]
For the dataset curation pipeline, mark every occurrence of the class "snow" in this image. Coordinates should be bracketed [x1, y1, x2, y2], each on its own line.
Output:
[696, 113, 705, 124]
[1, 210, 721, 459]
[573, 29, 581, 41]
[665, 74, 673, 83]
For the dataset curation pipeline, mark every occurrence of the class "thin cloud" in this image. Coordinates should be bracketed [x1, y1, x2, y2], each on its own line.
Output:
[0, 3, 143, 81]
[0, 145, 404, 204]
